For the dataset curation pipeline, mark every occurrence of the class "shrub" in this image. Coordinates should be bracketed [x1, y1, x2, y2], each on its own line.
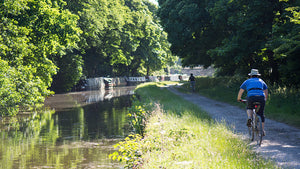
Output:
[127, 97, 153, 136]
[109, 134, 143, 168]
[0, 59, 52, 116]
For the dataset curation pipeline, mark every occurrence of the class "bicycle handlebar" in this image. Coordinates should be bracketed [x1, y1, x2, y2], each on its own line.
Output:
[239, 99, 247, 103]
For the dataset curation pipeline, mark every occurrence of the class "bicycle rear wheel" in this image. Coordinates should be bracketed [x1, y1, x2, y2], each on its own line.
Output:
[255, 116, 263, 146]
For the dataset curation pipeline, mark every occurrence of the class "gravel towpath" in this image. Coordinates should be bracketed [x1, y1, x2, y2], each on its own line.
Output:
[167, 86, 300, 169]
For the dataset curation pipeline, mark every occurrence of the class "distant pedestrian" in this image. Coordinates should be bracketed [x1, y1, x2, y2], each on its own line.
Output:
[189, 73, 195, 92]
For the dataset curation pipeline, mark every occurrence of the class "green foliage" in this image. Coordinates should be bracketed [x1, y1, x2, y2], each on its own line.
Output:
[158, 0, 300, 87]
[109, 134, 143, 168]
[51, 53, 83, 93]
[265, 86, 300, 127]
[1, 0, 81, 87]
[0, 0, 82, 114]
[286, 6, 300, 24]
[0, 59, 20, 116]
[109, 93, 154, 168]
[0, 59, 50, 116]
[1, 0, 176, 114]
[71, 0, 176, 77]
[270, 3, 300, 87]
[158, 0, 214, 67]
[127, 97, 152, 136]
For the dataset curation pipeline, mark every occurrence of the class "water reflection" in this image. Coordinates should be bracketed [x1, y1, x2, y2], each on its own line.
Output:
[0, 86, 135, 169]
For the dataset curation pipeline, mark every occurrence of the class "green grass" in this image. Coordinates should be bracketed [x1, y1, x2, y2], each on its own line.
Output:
[180, 77, 300, 128]
[134, 82, 278, 169]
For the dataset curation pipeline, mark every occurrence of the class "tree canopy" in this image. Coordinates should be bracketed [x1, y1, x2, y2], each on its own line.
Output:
[0, 0, 176, 115]
[73, 0, 175, 77]
[158, 0, 300, 86]
[0, 0, 81, 115]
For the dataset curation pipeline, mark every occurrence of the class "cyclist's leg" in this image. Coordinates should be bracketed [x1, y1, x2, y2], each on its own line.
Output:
[246, 109, 253, 127]
[247, 109, 253, 119]
[259, 113, 265, 136]
[246, 97, 255, 127]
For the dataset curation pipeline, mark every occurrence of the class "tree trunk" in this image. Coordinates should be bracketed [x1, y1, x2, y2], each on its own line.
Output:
[267, 49, 279, 83]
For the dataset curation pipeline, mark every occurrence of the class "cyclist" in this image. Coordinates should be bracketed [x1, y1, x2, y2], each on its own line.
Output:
[237, 69, 268, 136]
[189, 73, 196, 92]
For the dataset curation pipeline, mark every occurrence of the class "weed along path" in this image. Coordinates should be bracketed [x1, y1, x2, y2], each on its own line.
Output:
[167, 86, 300, 169]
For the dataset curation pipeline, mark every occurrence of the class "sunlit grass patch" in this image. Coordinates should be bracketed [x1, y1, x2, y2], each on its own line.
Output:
[135, 83, 278, 168]
[142, 109, 277, 168]
[135, 82, 211, 119]
[111, 82, 279, 168]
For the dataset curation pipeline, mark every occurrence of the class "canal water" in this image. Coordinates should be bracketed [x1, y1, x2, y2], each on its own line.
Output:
[0, 86, 136, 169]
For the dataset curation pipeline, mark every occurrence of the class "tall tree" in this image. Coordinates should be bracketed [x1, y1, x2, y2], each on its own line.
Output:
[75, 0, 176, 77]
[0, 0, 81, 115]
[158, 0, 300, 87]
[126, 0, 175, 76]
[267, 0, 300, 86]
[208, 0, 279, 76]
[158, 0, 220, 67]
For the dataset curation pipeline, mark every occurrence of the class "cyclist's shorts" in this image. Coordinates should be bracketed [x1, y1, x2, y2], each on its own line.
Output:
[247, 96, 265, 122]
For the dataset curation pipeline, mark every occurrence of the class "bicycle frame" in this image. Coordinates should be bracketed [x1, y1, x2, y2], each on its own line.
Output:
[190, 81, 195, 93]
[241, 100, 263, 146]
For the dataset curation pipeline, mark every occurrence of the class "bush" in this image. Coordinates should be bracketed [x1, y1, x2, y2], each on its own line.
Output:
[110, 96, 157, 168]
[109, 134, 143, 168]
[127, 96, 153, 136]
[0, 59, 52, 116]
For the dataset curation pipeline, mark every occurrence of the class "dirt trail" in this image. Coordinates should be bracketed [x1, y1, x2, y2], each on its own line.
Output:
[167, 86, 300, 169]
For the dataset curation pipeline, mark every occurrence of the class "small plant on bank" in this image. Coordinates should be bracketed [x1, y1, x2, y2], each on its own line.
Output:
[110, 97, 154, 168]
[127, 97, 153, 136]
[109, 134, 143, 169]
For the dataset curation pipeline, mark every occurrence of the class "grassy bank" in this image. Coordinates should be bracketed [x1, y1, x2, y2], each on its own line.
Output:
[111, 82, 278, 168]
[180, 77, 300, 128]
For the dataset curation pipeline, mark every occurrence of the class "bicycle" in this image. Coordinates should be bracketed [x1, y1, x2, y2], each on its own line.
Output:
[240, 99, 263, 146]
[190, 81, 195, 93]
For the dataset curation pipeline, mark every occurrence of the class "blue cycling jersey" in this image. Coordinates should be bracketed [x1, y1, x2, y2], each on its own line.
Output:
[240, 78, 268, 97]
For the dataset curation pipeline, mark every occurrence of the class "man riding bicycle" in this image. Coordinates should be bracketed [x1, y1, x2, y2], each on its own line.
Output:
[237, 69, 268, 136]
[189, 73, 196, 92]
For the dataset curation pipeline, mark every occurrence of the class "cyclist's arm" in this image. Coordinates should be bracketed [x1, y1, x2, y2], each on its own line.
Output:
[237, 88, 245, 102]
[264, 89, 268, 101]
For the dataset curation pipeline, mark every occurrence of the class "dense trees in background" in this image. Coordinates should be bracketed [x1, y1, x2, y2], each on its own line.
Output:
[0, 0, 174, 115]
[1, 0, 298, 116]
[0, 0, 81, 115]
[55, 0, 175, 86]
[75, 0, 174, 77]
[158, 0, 300, 87]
